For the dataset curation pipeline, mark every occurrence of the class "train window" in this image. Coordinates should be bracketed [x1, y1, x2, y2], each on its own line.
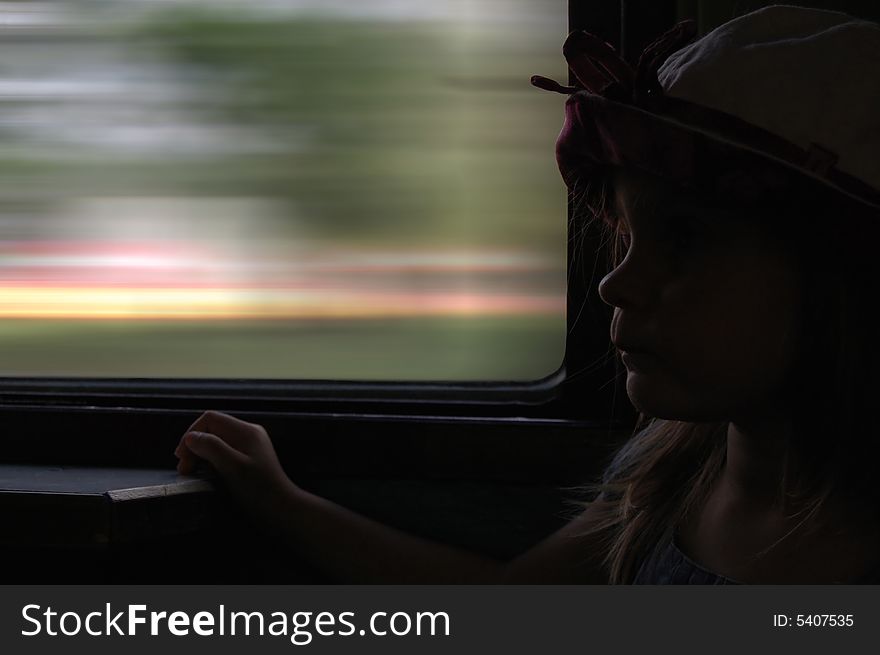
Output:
[0, 0, 568, 384]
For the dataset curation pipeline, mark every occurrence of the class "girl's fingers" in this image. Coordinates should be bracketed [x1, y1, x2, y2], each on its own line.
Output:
[187, 410, 232, 435]
[186, 411, 261, 450]
[176, 411, 269, 476]
[182, 430, 247, 479]
[175, 435, 201, 475]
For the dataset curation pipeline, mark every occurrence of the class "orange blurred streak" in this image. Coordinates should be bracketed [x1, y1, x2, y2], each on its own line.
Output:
[0, 286, 564, 320]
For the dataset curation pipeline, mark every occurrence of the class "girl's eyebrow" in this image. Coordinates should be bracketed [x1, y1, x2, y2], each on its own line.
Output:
[644, 187, 710, 220]
[614, 187, 717, 236]
[664, 196, 741, 229]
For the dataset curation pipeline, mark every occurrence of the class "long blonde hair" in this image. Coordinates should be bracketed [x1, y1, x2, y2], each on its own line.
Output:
[583, 419, 726, 583]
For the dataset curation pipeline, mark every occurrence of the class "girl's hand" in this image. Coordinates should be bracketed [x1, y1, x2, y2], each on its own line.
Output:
[174, 411, 296, 512]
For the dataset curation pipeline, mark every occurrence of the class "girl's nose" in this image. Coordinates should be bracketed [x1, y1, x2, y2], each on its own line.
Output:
[598, 251, 652, 309]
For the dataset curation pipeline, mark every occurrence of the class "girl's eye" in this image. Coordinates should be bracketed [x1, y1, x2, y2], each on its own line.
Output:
[664, 216, 699, 250]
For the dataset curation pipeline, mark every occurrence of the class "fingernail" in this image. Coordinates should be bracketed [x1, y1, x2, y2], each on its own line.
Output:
[186, 431, 210, 447]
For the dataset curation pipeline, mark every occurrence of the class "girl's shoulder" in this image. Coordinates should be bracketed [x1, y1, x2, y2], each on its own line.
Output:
[634, 524, 880, 585]
[671, 482, 880, 584]
[631, 531, 740, 584]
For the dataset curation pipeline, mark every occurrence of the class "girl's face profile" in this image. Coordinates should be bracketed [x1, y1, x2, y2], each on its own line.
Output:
[598, 168, 804, 422]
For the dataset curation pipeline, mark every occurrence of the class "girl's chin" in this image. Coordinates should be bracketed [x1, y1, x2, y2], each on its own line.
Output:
[625, 374, 707, 421]
[625, 375, 668, 415]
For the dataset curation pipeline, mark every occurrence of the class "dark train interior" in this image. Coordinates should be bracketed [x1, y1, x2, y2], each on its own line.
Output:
[1, 0, 877, 584]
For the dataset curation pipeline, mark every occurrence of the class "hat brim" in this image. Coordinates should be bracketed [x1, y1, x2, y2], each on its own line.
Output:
[558, 90, 880, 216]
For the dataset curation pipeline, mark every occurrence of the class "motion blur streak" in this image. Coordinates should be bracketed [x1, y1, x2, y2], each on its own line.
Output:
[0, 0, 567, 380]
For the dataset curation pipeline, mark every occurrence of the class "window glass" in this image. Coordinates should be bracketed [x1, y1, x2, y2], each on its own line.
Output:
[0, 0, 566, 381]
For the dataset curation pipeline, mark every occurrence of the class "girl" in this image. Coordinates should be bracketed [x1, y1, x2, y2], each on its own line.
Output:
[175, 5, 880, 584]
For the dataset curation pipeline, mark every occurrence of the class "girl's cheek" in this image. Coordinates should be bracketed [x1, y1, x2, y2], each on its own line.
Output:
[655, 264, 723, 310]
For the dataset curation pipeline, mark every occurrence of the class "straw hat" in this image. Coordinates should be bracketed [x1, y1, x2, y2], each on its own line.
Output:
[532, 5, 880, 213]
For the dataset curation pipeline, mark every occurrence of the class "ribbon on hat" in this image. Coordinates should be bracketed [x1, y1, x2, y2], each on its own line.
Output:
[634, 20, 697, 108]
[531, 20, 697, 109]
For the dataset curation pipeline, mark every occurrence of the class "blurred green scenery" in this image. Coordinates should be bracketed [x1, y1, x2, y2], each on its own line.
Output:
[0, 0, 568, 381]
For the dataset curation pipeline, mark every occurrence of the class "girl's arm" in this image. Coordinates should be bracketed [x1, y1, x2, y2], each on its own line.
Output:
[175, 411, 608, 584]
